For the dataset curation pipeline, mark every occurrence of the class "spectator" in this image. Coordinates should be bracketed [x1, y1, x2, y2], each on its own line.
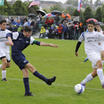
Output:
[23, 18, 30, 27]
[39, 26, 46, 38]
[56, 24, 64, 39]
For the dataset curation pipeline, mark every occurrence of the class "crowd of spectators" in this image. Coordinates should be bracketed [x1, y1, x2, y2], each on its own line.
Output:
[3, 14, 85, 40]
[38, 14, 85, 40]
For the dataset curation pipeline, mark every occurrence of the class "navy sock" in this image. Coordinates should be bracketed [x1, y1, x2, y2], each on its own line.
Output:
[23, 78, 30, 94]
[33, 71, 48, 83]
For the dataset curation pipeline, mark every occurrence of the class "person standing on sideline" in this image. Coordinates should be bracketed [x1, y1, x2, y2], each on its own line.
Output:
[6, 26, 58, 96]
[75, 20, 104, 88]
[0, 20, 11, 81]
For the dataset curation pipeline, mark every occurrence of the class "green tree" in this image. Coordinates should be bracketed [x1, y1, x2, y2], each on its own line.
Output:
[50, 4, 64, 12]
[80, 10, 84, 23]
[13, 0, 28, 15]
[95, 7, 102, 22]
[0, 0, 14, 15]
[73, 9, 80, 16]
[101, 4, 104, 22]
[28, 6, 39, 14]
[82, 0, 90, 8]
[0, 6, 5, 15]
[84, 6, 94, 22]
[43, 8, 49, 13]
[65, 6, 75, 15]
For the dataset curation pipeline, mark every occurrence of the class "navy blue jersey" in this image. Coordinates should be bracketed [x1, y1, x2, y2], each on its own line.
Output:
[6, 32, 40, 70]
[6, 32, 40, 54]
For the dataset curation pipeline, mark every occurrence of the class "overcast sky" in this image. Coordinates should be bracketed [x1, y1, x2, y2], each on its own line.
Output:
[8, 0, 101, 4]
[7, 0, 68, 4]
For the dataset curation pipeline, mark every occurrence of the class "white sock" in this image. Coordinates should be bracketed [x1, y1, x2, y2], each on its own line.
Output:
[81, 73, 93, 85]
[97, 68, 104, 85]
[2, 70, 6, 79]
[0, 64, 2, 68]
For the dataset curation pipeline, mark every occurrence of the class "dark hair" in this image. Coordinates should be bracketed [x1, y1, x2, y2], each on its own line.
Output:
[23, 26, 32, 32]
[87, 20, 95, 25]
[24, 18, 28, 22]
[0, 20, 6, 24]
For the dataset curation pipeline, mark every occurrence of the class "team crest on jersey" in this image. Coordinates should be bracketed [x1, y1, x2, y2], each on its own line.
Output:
[26, 41, 29, 43]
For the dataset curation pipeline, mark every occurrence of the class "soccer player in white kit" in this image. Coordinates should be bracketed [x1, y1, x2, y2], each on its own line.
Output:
[75, 20, 104, 88]
[83, 22, 104, 62]
[0, 20, 12, 81]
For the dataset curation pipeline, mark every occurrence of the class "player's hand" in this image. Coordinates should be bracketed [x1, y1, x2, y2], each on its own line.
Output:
[6, 41, 14, 46]
[75, 52, 78, 56]
[49, 44, 58, 48]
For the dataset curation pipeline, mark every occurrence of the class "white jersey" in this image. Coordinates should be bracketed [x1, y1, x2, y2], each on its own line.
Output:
[78, 31, 104, 68]
[99, 30, 104, 51]
[0, 29, 11, 49]
[0, 29, 11, 60]
[78, 31, 101, 54]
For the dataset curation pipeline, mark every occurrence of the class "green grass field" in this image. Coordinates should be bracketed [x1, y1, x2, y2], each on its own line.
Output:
[0, 39, 104, 104]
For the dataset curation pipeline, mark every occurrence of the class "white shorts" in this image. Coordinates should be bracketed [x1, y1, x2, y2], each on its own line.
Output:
[0, 48, 10, 62]
[87, 51, 101, 68]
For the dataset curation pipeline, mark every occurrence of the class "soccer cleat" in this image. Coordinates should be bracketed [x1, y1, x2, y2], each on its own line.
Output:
[84, 58, 88, 62]
[81, 83, 86, 88]
[24, 92, 34, 96]
[46, 76, 56, 85]
[1, 78, 7, 81]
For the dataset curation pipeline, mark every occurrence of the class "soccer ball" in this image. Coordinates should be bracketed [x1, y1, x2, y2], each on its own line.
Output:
[74, 84, 85, 94]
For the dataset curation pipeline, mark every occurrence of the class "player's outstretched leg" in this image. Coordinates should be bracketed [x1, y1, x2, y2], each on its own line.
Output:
[33, 71, 56, 85]
[46, 76, 56, 85]
[26, 63, 56, 85]
[81, 73, 93, 87]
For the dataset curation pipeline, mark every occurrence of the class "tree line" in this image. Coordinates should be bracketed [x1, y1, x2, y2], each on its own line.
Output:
[1, 0, 104, 23]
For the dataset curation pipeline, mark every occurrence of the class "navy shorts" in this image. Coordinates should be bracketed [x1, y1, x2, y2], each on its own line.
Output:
[12, 52, 29, 70]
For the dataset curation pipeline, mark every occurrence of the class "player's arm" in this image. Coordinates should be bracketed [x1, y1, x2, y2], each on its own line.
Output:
[6, 33, 14, 46]
[75, 41, 82, 56]
[75, 32, 84, 56]
[30, 37, 58, 48]
[40, 42, 58, 48]
[32, 40, 58, 48]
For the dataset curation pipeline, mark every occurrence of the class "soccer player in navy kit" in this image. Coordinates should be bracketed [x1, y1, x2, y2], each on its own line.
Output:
[6, 26, 58, 96]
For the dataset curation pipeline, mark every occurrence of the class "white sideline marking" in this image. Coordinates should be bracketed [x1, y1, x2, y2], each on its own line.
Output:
[7, 78, 104, 91]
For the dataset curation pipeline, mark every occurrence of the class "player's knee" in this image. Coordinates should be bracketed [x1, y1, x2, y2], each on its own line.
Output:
[27, 63, 33, 69]
[98, 63, 102, 68]
[27, 64, 35, 73]
[23, 70, 29, 77]
[3, 61, 8, 66]
[96, 60, 102, 68]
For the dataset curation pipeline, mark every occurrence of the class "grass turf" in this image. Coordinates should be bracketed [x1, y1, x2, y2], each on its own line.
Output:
[0, 39, 104, 104]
